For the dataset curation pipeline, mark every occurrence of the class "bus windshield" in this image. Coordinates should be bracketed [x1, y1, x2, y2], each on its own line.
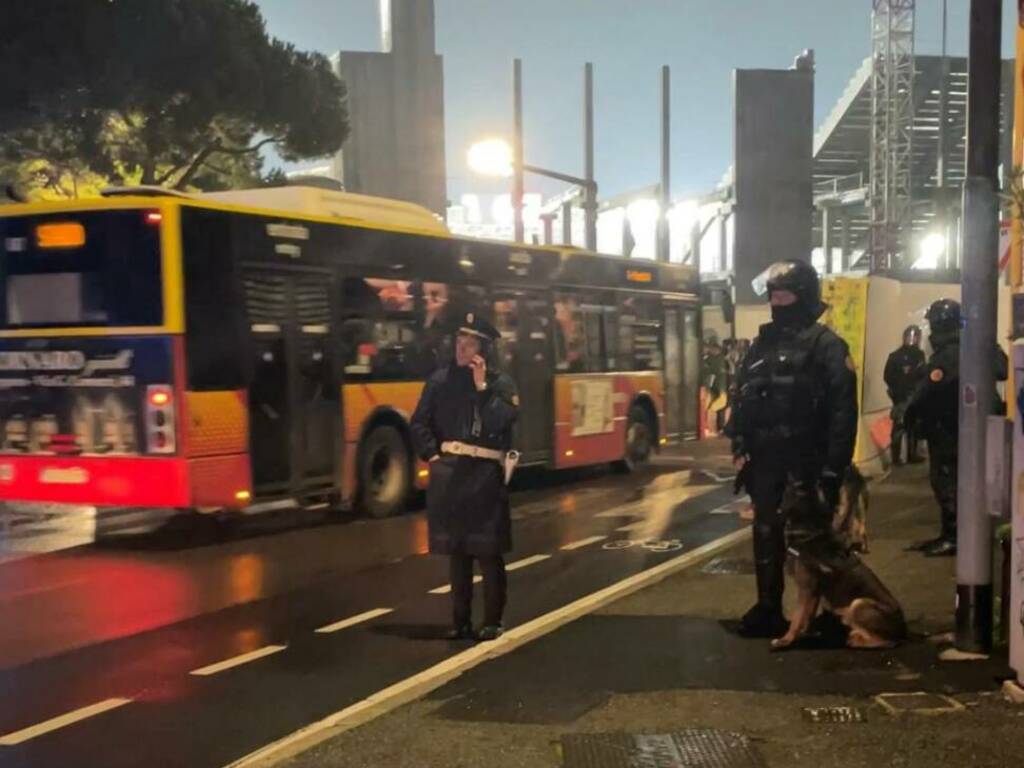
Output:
[0, 209, 164, 329]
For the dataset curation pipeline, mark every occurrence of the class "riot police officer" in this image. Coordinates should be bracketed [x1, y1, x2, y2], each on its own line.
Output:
[726, 261, 859, 638]
[411, 312, 519, 641]
[903, 299, 1007, 557]
[884, 325, 926, 465]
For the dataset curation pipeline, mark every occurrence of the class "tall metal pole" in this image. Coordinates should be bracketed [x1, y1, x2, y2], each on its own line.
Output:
[513, 58, 525, 243]
[957, 0, 1002, 655]
[583, 62, 597, 252]
[658, 65, 671, 263]
[937, 0, 952, 268]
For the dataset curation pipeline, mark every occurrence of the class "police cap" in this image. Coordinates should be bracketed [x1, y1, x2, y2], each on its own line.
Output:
[456, 311, 500, 342]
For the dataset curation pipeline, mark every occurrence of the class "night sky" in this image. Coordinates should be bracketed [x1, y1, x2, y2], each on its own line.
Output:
[255, 0, 1019, 203]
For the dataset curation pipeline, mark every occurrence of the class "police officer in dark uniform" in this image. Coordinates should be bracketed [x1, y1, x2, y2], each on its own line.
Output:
[884, 325, 926, 465]
[726, 261, 859, 638]
[411, 312, 519, 641]
[902, 299, 1007, 557]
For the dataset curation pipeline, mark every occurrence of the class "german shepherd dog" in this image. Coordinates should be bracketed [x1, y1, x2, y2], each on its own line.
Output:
[771, 469, 907, 650]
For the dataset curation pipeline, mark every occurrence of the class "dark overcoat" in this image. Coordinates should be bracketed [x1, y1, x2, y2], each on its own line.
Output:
[410, 364, 519, 556]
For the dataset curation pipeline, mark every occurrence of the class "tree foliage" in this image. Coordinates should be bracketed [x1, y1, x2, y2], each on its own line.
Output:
[0, 0, 348, 197]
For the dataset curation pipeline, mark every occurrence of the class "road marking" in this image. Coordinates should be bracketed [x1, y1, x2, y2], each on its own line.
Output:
[190, 645, 287, 677]
[616, 521, 646, 532]
[0, 698, 132, 746]
[225, 524, 751, 768]
[315, 608, 394, 634]
[505, 554, 551, 571]
[560, 535, 607, 551]
[428, 576, 481, 595]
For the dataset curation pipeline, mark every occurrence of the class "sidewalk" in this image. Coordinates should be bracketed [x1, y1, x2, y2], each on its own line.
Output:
[281, 464, 1024, 768]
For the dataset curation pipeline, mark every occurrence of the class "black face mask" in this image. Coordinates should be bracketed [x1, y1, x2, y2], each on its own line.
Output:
[770, 303, 814, 329]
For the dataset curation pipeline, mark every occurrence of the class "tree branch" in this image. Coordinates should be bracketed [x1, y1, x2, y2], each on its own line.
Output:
[172, 143, 219, 190]
[211, 136, 283, 156]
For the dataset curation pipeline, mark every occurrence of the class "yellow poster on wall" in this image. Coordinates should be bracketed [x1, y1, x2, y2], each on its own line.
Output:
[821, 277, 870, 460]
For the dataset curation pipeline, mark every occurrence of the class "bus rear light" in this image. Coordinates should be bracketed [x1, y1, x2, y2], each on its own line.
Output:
[145, 385, 176, 455]
[144, 211, 163, 225]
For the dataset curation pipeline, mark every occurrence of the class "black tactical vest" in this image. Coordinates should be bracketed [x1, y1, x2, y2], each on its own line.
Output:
[736, 324, 828, 452]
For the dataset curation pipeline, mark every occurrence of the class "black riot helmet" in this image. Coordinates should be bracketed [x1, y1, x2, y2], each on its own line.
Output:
[925, 299, 961, 336]
[752, 260, 826, 318]
[902, 324, 922, 347]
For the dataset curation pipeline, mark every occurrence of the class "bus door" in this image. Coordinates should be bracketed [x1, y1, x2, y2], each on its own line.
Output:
[664, 302, 701, 441]
[244, 268, 338, 496]
[493, 289, 554, 464]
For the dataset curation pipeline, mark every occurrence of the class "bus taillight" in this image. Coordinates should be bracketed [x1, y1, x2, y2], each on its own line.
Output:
[145, 386, 176, 454]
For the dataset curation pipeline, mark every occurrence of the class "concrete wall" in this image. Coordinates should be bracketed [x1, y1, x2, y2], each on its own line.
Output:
[334, 0, 447, 214]
[732, 68, 814, 305]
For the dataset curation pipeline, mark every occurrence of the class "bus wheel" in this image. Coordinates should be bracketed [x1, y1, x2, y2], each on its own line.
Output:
[358, 426, 411, 519]
[616, 405, 654, 473]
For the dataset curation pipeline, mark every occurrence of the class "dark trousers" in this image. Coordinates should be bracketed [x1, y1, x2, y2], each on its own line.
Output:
[450, 554, 507, 627]
[927, 440, 957, 541]
[747, 464, 788, 611]
[890, 410, 920, 463]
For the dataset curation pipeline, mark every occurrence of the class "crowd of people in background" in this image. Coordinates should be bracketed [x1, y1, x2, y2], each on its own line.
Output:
[700, 335, 750, 436]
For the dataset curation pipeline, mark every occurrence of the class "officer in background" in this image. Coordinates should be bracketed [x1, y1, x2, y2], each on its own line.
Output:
[884, 325, 926, 465]
[727, 261, 859, 638]
[902, 299, 1007, 557]
[411, 312, 519, 641]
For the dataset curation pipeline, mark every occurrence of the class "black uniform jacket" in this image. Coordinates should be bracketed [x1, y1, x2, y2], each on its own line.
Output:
[884, 345, 926, 404]
[727, 321, 858, 478]
[411, 364, 519, 556]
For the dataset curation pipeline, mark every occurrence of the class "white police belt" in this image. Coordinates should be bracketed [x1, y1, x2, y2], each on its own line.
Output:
[441, 441, 520, 484]
[441, 441, 504, 461]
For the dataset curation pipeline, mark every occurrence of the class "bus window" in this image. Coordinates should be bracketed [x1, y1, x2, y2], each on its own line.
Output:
[340, 277, 420, 380]
[580, 305, 606, 372]
[619, 295, 664, 371]
[493, 298, 519, 372]
[553, 294, 584, 372]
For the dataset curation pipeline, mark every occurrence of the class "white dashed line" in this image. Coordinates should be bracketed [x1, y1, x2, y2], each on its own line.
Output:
[315, 608, 394, 634]
[506, 554, 551, 571]
[190, 645, 288, 677]
[0, 698, 132, 746]
[560, 535, 607, 551]
[428, 576, 481, 595]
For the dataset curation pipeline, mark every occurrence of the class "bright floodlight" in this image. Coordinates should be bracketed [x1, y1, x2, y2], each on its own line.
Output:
[468, 139, 514, 178]
[626, 198, 660, 230]
[914, 232, 946, 269]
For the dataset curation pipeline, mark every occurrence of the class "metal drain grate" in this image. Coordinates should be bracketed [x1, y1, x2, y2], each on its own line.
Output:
[561, 730, 766, 768]
[700, 557, 755, 576]
[802, 706, 867, 724]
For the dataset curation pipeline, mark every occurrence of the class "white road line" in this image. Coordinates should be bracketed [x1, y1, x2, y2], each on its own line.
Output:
[225, 525, 752, 768]
[315, 608, 394, 634]
[616, 521, 647, 532]
[560, 535, 607, 551]
[505, 554, 551, 571]
[190, 645, 287, 677]
[428, 576, 481, 595]
[0, 698, 132, 746]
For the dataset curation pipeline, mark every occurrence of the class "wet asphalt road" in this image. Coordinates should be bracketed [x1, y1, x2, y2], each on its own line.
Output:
[0, 446, 746, 768]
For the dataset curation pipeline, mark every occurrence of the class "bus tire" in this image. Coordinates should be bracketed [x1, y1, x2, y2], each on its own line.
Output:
[615, 405, 655, 473]
[358, 425, 412, 519]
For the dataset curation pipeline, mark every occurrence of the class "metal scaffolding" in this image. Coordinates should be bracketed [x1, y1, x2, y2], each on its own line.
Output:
[869, 0, 915, 271]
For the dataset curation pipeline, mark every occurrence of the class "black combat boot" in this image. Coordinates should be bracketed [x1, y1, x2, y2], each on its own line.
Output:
[738, 524, 789, 638]
[923, 509, 956, 557]
[445, 624, 474, 640]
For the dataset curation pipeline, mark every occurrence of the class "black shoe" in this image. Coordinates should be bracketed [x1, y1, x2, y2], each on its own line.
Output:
[445, 624, 474, 640]
[476, 624, 504, 641]
[923, 539, 957, 558]
[737, 603, 789, 638]
[906, 536, 944, 552]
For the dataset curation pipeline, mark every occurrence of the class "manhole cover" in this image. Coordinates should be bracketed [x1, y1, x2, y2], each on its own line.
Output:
[701, 557, 755, 575]
[875, 692, 965, 715]
[561, 730, 765, 768]
[802, 706, 866, 724]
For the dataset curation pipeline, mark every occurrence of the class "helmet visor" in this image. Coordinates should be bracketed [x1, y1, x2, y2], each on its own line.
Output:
[751, 262, 800, 298]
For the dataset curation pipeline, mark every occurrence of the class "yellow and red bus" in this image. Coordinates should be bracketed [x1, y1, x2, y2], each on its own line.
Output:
[0, 187, 701, 518]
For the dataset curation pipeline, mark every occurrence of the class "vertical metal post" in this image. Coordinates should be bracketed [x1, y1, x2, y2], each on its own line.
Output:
[718, 212, 729, 272]
[562, 200, 573, 246]
[658, 65, 671, 263]
[840, 212, 851, 272]
[822, 206, 834, 274]
[513, 58, 525, 243]
[957, 0, 1002, 655]
[584, 62, 597, 252]
[937, 0, 949, 188]
[689, 220, 701, 270]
